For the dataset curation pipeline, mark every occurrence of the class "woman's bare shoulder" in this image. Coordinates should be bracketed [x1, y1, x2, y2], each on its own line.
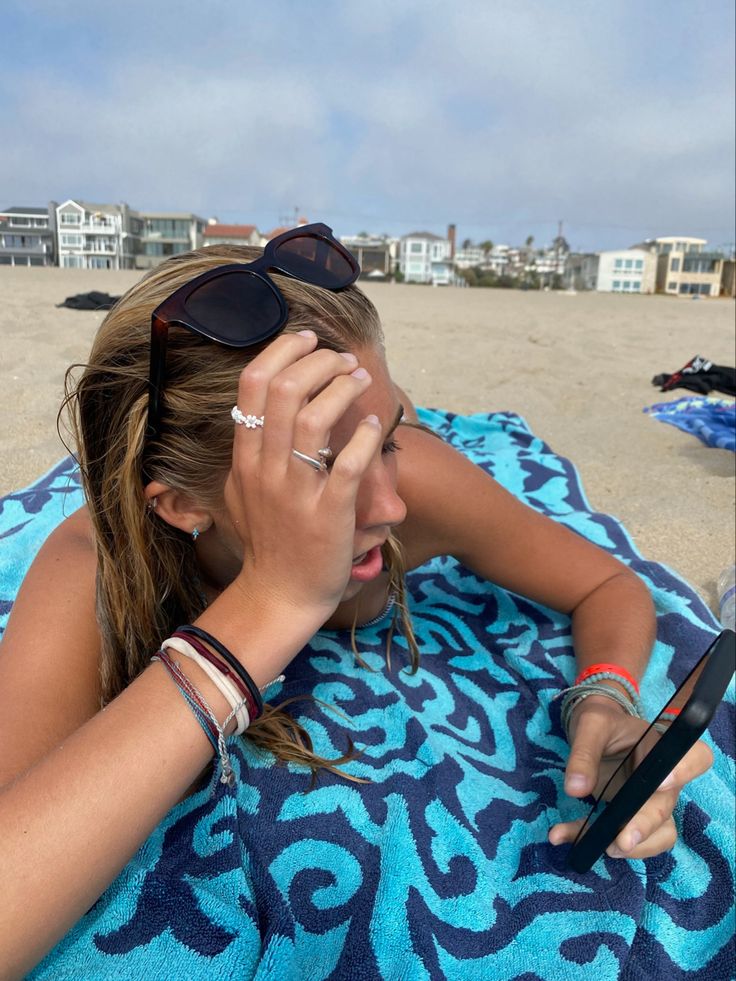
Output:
[0, 505, 101, 784]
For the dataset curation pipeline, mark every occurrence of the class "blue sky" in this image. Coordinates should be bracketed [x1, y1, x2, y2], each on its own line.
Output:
[1, 0, 734, 251]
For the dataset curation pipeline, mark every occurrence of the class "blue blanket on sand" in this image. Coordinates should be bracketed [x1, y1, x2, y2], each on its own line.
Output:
[644, 396, 736, 452]
[1, 409, 734, 981]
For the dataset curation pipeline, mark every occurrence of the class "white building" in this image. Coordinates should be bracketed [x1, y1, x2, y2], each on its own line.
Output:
[630, 237, 723, 297]
[138, 212, 206, 269]
[56, 200, 142, 269]
[596, 249, 656, 294]
[399, 231, 455, 285]
[0, 204, 57, 266]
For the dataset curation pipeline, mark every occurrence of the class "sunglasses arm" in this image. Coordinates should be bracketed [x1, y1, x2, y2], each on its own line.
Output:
[146, 316, 169, 443]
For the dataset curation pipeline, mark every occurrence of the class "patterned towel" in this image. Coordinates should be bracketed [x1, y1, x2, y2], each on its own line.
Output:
[644, 397, 736, 452]
[2, 410, 733, 981]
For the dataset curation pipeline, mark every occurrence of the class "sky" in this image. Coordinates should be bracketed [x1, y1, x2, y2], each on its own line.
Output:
[1, 0, 734, 252]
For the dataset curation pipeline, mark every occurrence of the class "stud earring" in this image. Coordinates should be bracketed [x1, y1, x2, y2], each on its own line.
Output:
[191, 527, 200, 541]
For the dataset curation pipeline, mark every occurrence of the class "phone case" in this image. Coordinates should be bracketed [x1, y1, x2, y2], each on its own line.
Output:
[567, 629, 735, 874]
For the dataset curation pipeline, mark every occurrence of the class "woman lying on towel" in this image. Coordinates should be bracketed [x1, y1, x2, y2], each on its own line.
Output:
[0, 225, 714, 977]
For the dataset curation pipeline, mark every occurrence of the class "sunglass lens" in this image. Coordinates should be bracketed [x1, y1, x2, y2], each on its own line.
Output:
[274, 235, 356, 288]
[184, 271, 284, 345]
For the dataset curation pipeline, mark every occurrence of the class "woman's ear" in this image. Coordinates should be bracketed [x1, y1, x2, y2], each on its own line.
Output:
[144, 481, 213, 538]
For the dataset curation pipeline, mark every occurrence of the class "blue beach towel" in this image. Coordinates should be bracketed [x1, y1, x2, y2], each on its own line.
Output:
[1, 410, 734, 981]
[644, 396, 736, 452]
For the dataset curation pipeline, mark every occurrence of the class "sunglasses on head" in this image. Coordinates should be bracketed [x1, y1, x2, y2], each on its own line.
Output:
[145, 221, 360, 448]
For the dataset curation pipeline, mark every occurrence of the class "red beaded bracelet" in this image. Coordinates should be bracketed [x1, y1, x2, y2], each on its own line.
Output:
[575, 662, 640, 693]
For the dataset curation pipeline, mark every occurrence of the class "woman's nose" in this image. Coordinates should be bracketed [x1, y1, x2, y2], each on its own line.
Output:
[357, 465, 407, 531]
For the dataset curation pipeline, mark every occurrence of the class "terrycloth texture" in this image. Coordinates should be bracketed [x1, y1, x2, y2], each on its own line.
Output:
[2, 410, 733, 981]
[644, 396, 736, 452]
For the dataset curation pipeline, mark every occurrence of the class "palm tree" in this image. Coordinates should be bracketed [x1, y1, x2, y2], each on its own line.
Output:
[462, 238, 473, 251]
[479, 240, 494, 255]
[525, 235, 534, 249]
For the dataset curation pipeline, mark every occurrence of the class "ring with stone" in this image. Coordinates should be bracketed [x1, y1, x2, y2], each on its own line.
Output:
[231, 406, 264, 428]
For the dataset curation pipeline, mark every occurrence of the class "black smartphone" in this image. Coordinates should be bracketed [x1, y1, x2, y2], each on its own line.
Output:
[566, 628, 735, 874]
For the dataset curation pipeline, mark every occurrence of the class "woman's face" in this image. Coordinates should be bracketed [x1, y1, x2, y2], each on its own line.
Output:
[200, 343, 407, 606]
[328, 344, 407, 602]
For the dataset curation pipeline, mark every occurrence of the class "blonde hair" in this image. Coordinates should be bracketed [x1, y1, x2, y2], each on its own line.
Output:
[63, 244, 419, 780]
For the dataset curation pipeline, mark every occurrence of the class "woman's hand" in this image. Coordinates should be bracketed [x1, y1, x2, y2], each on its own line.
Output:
[222, 330, 382, 622]
[548, 694, 714, 860]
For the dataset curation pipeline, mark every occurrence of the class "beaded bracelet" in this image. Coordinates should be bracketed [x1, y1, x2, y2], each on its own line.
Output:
[575, 663, 640, 693]
[152, 648, 238, 786]
[177, 624, 265, 721]
[571, 670, 644, 717]
[163, 636, 251, 735]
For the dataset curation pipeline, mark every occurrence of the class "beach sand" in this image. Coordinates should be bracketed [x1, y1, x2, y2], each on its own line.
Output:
[1, 267, 734, 611]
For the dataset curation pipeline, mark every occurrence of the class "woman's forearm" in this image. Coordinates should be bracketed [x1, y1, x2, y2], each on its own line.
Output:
[570, 569, 656, 691]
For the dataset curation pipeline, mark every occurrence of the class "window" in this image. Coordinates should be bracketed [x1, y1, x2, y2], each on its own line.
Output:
[61, 234, 82, 247]
[631, 280, 641, 291]
[624, 259, 633, 269]
[408, 262, 424, 274]
[667, 281, 677, 291]
[699, 283, 711, 296]
[60, 212, 81, 225]
[671, 258, 680, 272]
[62, 255, 83, 268]
[634, 259, 643, 270]
[683, 257, 717, 274]
[614, 258, 623, 269]
[612, 280, 621, 290]
[623, 280, 631, 290]
[410, 242, 424, 253]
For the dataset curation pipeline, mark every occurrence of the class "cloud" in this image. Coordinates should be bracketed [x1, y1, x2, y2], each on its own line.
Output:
[1, 0, 733, 249]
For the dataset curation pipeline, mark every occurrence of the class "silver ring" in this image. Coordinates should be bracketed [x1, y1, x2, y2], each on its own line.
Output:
[231, 406, 264, 428]
[292, 448, 330, 472]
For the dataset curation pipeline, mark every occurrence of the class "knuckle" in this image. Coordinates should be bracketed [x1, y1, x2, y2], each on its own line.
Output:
[270, 375, 299, 400]
[295, 410, 322, 440]
[331, 455, 361, 481]
[240, 364, 266, 389]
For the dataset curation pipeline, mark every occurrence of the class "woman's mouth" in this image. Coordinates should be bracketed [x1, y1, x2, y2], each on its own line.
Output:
[350, 544, 384, 582]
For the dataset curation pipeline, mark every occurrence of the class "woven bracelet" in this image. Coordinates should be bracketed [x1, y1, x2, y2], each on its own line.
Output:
[152, 649, 237, 787]
[571, 670, 644, 717]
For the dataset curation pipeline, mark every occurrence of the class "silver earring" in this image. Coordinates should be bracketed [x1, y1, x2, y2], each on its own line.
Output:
[191, 527, 200, 540]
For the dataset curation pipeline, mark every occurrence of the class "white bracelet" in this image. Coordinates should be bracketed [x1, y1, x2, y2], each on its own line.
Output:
[162, 637, 251, 735]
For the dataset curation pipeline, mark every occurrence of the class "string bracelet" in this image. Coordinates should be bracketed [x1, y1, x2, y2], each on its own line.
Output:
[152, 648, 238, 786]
[176, 624, 265, 720]
[555, 681, 645, 742]
[162, 636, 251, 735]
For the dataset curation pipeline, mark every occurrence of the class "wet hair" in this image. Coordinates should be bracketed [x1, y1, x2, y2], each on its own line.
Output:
[62, 244, 419, 781]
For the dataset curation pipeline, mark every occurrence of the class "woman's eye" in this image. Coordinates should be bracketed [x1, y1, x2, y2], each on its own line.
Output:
[382, 438, 400, 455]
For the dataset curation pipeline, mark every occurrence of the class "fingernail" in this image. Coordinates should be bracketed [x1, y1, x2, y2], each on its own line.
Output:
[658, 772, 676, 791]
[351, 367, 369, 379]
[566, 774, 588, 794]
[339, 351, 358, 362]
[608, 845, 625, 859]
[364, 414, 380, 427]
[297, 329, 316, 338]
[628, 829, 642, 849]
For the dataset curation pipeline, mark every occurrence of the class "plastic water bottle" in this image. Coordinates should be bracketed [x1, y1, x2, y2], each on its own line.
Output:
[717, 564, 736, 630]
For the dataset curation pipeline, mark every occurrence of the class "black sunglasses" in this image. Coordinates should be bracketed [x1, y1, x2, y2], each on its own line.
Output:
[145, 222, 360, 447]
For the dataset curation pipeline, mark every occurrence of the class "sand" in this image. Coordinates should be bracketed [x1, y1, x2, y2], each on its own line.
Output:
[1, 267, 734, 610]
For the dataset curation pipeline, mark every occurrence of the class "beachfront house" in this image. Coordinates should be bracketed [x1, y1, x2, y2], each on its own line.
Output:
[55, 200, 142, 270]
[0, 204, 58, 267]
[137, 213, 207, 269]
[340, 234, 396, 280]
[630, 237, 724, 297]
[203, 221, 261, 248]
[399, 231, 456, 285]
[595, 249, 656, 294]
[563, 253, 599, 291]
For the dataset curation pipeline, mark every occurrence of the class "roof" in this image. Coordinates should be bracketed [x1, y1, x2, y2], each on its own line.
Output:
[1, 206, 48, 215]
[140, 211, 206, 221]
[203, 224, 258, 238]
[403, 231, 444, 241]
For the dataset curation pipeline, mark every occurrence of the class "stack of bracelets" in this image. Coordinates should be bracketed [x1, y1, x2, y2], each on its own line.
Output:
[152, 624, 284, 786]
[556, 662, 646, 740]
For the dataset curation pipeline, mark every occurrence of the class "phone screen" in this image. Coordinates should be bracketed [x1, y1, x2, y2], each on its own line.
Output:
[567, 629, 735, 872]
